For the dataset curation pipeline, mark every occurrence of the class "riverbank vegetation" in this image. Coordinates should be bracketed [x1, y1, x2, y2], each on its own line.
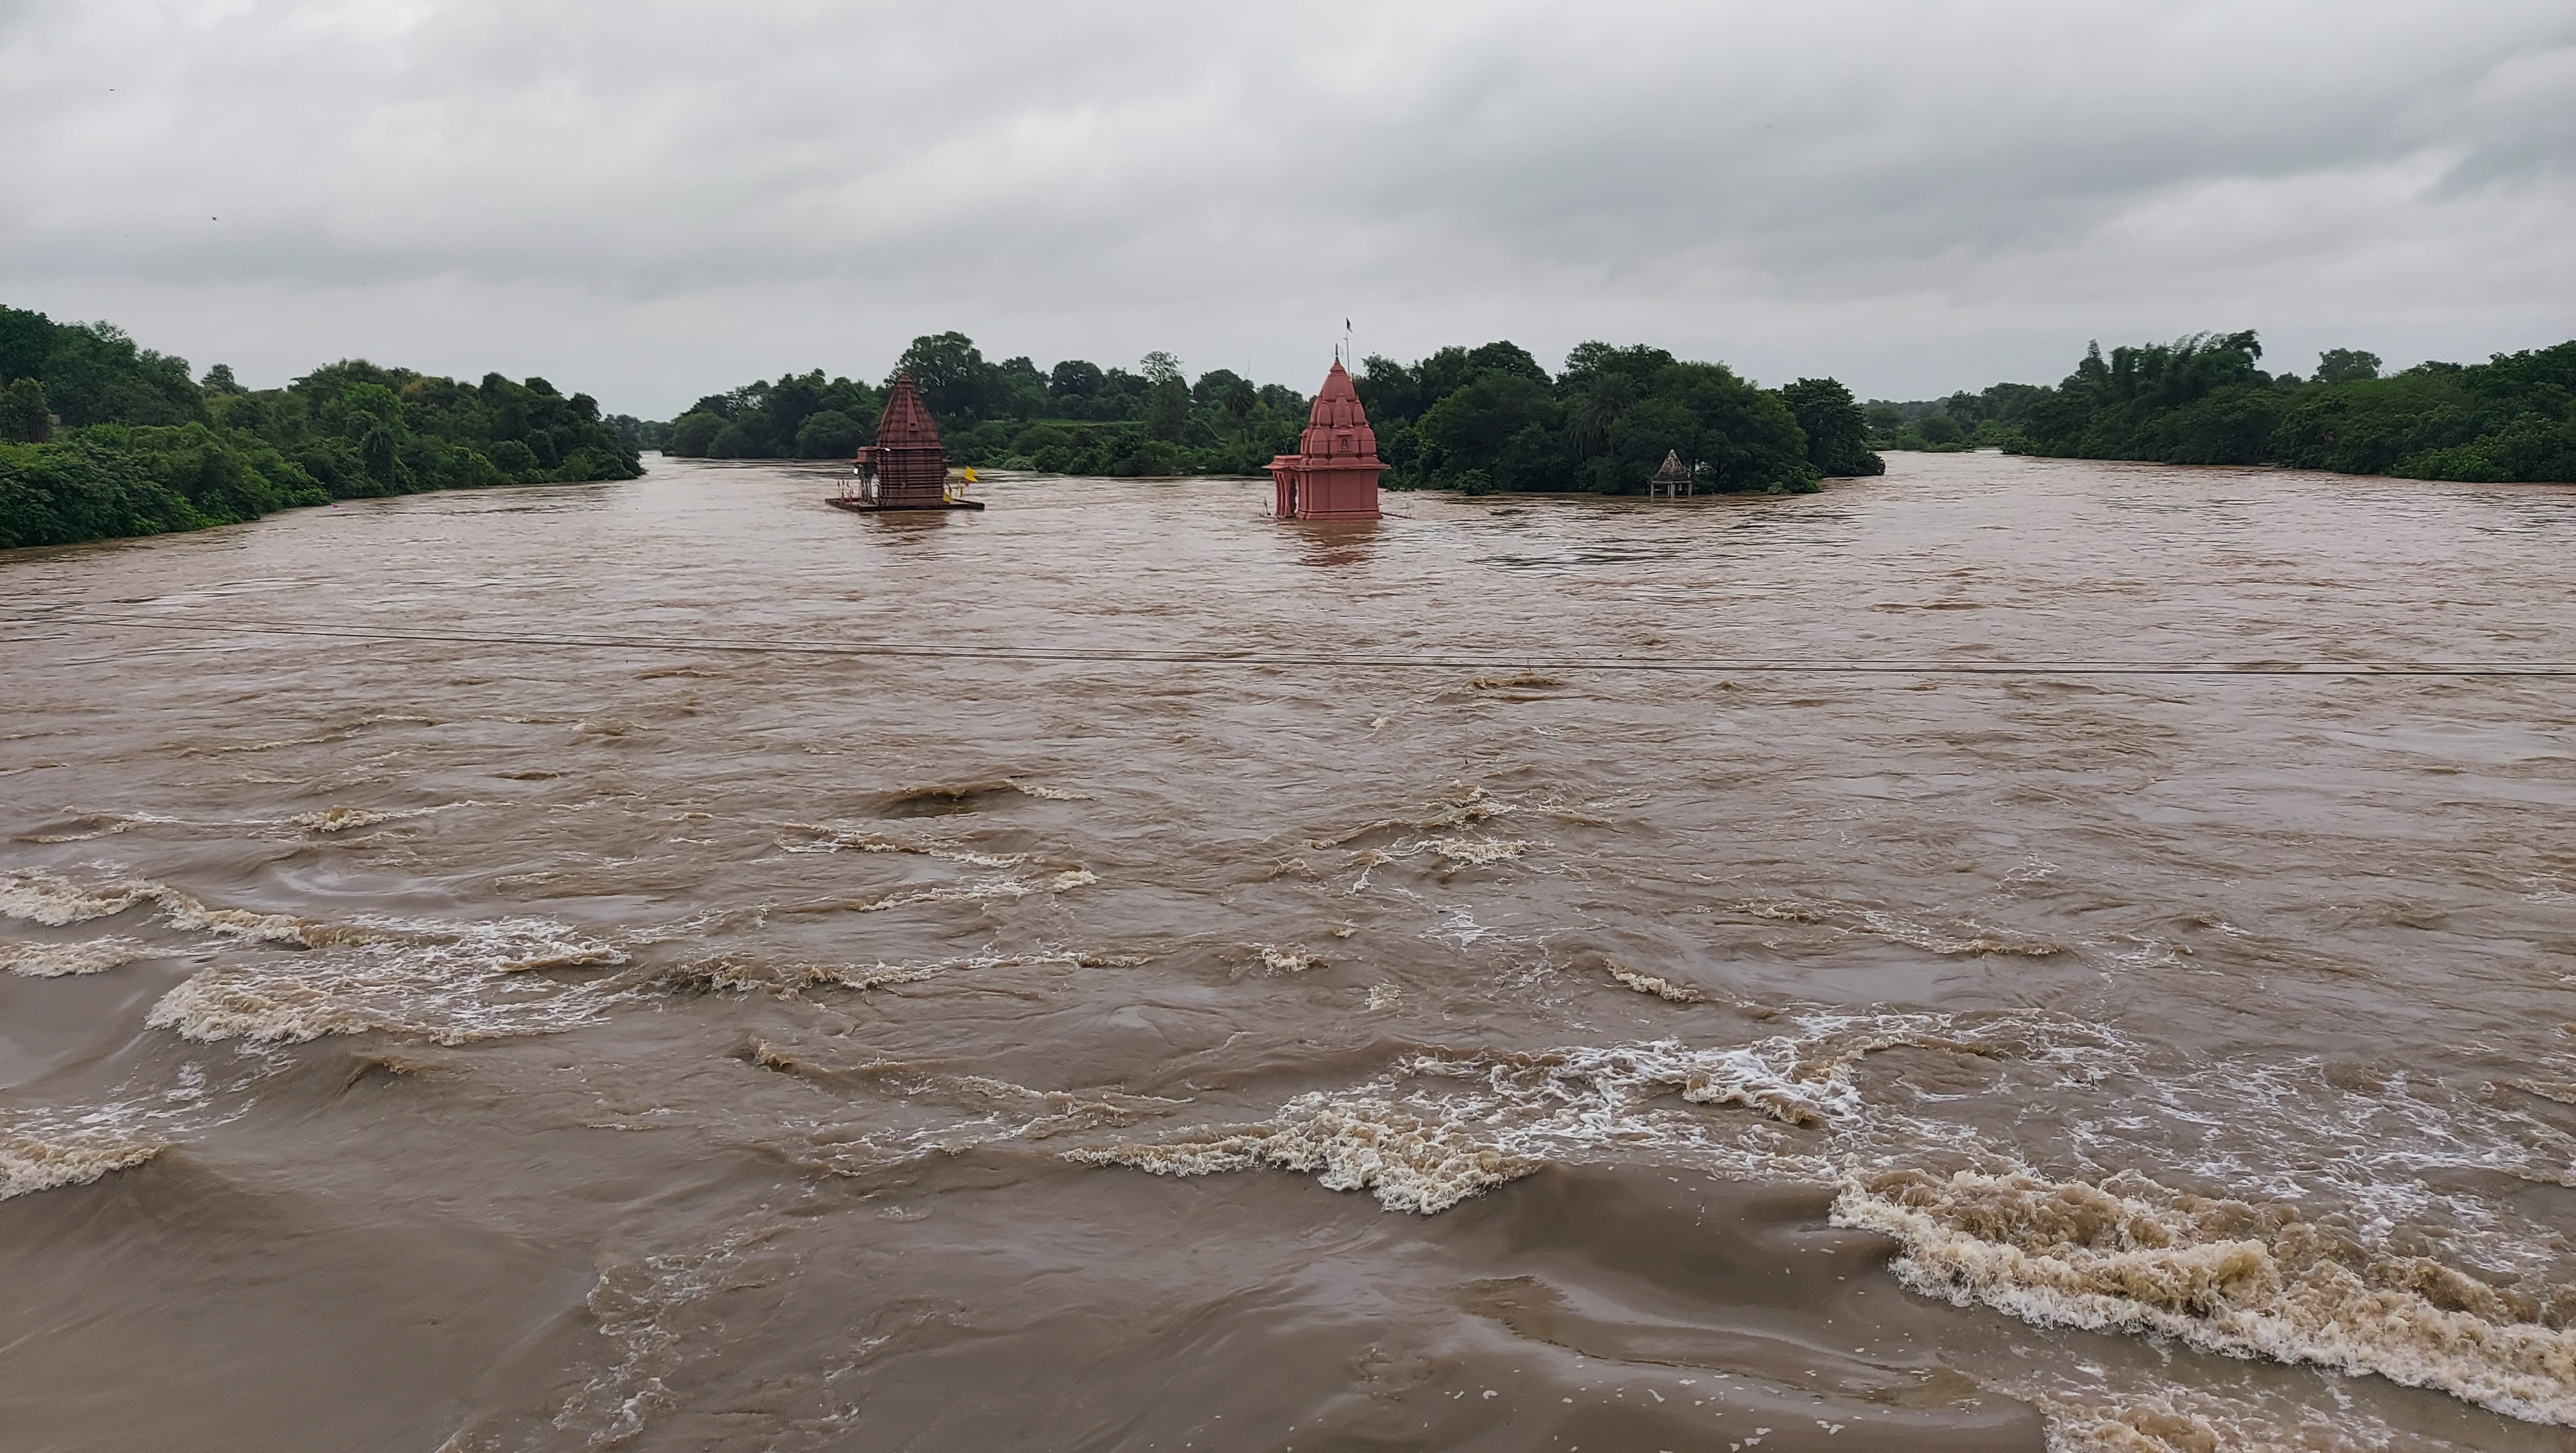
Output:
[0, 305, 644, 549]
[667, 332, 1877, 494]
[662, 332, 1312, 478]
[1355, 342, 1870, 494]
[1866, 333, 2576, 482]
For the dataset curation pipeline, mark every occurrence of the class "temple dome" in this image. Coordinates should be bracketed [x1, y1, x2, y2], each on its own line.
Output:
[875, 372, 943, 451]
[1298, 360, 1378, 461]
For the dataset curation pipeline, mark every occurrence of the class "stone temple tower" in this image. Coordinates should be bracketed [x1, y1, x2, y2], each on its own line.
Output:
[832, 371, 981, 511]
[851, 372, 949, 508]
[1268, 360, 1384, 520]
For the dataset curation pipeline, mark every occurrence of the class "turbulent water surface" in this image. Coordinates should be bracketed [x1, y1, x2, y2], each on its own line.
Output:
[3, 453, 2573, 1452]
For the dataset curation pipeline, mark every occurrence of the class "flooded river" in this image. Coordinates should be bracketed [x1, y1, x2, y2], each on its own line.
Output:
[3, 452, 2573, 1452]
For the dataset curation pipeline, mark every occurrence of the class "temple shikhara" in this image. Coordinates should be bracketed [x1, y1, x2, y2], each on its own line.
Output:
[831, 372, 983, 513]
[1269, 359, 1383, 520]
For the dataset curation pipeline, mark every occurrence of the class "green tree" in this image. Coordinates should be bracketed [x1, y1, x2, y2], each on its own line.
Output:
[1418, 370, 1560, 486]
[1, 378, 53, 443]
[893, 332, 994, 426]
[668, 412, 723, 457]
[794, 409, 866, 459]
[2315, 348, 2383, 385]
[1141, 352, 1189, 443]
[37, 321, 206, 428]
[1222, 376, 1257, 439]
[994, 356, 1050, 420]
[1776, 377, 1884, 477]
[1048, 359, 1104, 415]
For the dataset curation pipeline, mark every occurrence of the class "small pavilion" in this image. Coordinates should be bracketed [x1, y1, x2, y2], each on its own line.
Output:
[1269, 360, 1383, 520]
[1648, 449, 1694, 499]
[832, 372, 983, 513]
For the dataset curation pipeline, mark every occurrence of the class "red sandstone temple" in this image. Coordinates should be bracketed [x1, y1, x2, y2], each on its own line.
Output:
[1269, 360, 1383, 520]
[831, 372, 983, 513]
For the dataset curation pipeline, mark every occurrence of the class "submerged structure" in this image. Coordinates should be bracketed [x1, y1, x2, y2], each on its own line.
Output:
[831, 372, 983, 513]
[1649, 449, 1694, 499]
[1269, 359, 1383, 520]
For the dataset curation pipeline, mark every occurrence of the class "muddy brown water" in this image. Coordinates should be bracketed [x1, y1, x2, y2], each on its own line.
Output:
[2, 453, 2573, 1452]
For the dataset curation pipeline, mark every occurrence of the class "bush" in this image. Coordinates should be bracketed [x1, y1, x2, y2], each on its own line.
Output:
[793, 409, 866, 459]
[667, 412, 723, 457]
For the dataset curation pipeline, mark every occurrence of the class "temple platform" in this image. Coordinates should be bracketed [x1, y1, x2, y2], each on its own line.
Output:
[825, 497, 985, 513]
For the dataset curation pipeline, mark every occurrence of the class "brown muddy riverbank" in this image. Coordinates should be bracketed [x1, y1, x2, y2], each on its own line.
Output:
[3, 454, 2573, 1450]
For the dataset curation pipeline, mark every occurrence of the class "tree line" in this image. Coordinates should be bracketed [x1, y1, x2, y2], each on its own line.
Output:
[659, 331, 1883, 493]
[1355, 341, 1877, 493]
[659, 331, 1315, 478]
[1864, 332, 2576, 482]
[1, 304, 643, 549]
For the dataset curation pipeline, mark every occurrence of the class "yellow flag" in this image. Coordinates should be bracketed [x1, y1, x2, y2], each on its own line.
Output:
[961, 467, 978, 484]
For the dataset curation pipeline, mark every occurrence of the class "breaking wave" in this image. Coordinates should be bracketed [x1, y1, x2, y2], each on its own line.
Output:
[0, 869, 155, 926]
[0, 1118, 164, 1199]
[781, 821, 1027, 868]
[1068, 1005, 2576, 1429]
[1068, 1013, 2071, 1211]
[289, 804, 466, 833]
[1732, 897, 2067, 956]
[1255, 944, 1326, 973]
[1069, 1095, 1542, 1214]
[0, 868, 365, 947]
[1836, 1166, 2576, 1427]
[0, 935, 149, 977]
[147, 919, 625, 1046]
[640, 947, 1097, 999]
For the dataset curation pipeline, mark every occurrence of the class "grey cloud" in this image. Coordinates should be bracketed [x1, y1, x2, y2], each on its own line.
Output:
[3, 0, 2570, 414]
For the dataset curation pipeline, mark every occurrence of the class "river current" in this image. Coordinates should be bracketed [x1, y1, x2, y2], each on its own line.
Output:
[2, 453, 2573, 1452]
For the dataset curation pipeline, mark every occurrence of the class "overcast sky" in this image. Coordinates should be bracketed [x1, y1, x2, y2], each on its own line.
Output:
[4, 0, 2571, 416]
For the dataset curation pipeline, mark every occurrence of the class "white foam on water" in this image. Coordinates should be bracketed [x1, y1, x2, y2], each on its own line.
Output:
[1256, 944, 1325, 973]
[0, 935, 149, 977]
[921, 1072, 1189, 1141]
[1399, 835, 1536, 868]
[1066, 1094, 1544, 1215]
[0, 869, 152, 926]
[658, 948, 1086, 998]
[849, 880, 1036, 913]
[781, 821, 1026, 868]
[1066, 1013, 2054, 1211]
[1835, 1166, 2576, 1427]
[0, 869, 357, 947]
[1606, 964, 1705, 1002]
[1067, 1005, 2576, 1432]
[1309, 784, 1520, 853]
[1005, 777, 1092, 801]
[551, 1226, 765, 1448]
[289, 802, 473, 833]
[17, 813, 141, 842]
[148, 919, 625, 1046]
[294, 806, 401, 833]
[2017, 1371, 2403, 1453]
[0, 1065, 232, 1202]
[1734, 897, 2067, 957]
[0, 1117, 164, 1199]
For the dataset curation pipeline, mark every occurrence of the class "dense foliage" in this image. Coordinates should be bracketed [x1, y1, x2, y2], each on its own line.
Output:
[661, 332, 1871, 493]
[660, 332, 1311, 477]
[1868, 332, 2576, 482]
[0, 305, 643, 549]
[1357, 341, 1854, 494]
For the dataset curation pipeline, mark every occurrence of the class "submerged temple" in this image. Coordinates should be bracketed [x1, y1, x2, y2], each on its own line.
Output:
[1268, 359, 1383, 521]
[1649, 449, 1694, 499]
[835, 372, 980, 511]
